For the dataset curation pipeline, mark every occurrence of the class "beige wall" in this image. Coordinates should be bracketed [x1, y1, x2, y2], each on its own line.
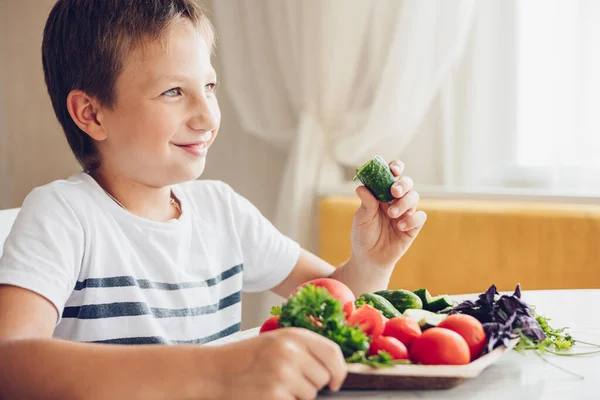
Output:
[0, 1, 79, 210]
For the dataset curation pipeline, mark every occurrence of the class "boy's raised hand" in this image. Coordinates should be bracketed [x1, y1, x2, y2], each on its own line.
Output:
[351, 160, 427, 271]
[220, 328, 347, 400]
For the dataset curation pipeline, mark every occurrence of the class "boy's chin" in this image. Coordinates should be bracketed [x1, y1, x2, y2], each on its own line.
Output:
[178, 159, 206, 181]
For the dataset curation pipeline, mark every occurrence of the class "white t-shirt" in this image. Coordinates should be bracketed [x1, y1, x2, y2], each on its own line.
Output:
[0, 172, 300, 344]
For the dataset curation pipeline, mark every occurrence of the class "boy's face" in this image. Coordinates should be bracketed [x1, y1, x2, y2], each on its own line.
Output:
[97, 19, 220, 186]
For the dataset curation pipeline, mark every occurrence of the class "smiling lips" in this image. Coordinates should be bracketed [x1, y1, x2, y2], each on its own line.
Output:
[174, 141, 208, 157]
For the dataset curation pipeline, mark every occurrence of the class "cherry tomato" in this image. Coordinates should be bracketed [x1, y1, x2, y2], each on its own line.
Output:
[438, 314, 487, 361]
[383, 317, 422, 348]
[343, 301, 356, 321]
[259, 315, 280, 334]
[347, 305, 385, 338]
[410, 327, 470, 365]
[368, 336, 409, 360]
[291, 278, 356, 304]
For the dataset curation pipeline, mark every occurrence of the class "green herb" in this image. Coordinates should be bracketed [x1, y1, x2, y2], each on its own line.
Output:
[270, 305, 281, 316]
[276, 284, 371, 360]
[273, 285, 404, 367]
[515, 308, 600, 356]
[346, 350, 412, 368]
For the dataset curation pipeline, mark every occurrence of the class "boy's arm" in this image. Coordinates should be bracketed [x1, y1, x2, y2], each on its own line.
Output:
[272, 159, 426, 298]
[0, 285, 347, 400]
[0, 285, 224, 400]
[271, 249, 392, 298]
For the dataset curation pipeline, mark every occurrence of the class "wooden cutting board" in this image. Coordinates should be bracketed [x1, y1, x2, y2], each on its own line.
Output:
[341, 339, 519, 390]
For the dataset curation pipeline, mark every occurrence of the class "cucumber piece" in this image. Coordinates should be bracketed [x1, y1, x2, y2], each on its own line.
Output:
[413, 289, 454, 312]
[374, 289, 423, 313]
[353, 155, 396, 203]
[355, 293, 402, 319]
[413, 288, 433, 307]
[427, 295, 454, 312]
[403, 309, 447, 330]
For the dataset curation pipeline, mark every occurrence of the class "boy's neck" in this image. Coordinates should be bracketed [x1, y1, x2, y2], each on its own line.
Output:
[89, 168, 180, 222]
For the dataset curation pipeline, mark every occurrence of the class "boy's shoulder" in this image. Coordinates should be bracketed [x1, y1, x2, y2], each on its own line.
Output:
[10, 172, 93, 239]
[21, 172, 96, 210]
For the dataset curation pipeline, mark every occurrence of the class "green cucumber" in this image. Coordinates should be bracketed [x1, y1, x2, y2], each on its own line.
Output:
[413, 288, 433, 307]
[427, 295, 454, 312]
[353, 155, 396, 203]
[355, 293, 402, 319]
[374, 289, 423, 313]
[403, 309, 447, 330]
[413, 289, 454, 312]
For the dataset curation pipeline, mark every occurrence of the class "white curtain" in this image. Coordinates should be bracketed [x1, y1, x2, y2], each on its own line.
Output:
[212, 0, 475, 250]
[442, 0, 600, 195]
[439, 0, 518, 189]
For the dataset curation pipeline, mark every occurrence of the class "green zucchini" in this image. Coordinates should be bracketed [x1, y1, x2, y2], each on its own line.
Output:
[355, 293, 402, 319]
[374, 289, 423, 313]
[353, 155, 396, 203]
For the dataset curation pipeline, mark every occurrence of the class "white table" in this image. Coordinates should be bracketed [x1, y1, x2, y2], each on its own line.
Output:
[217, 290, 600, 399]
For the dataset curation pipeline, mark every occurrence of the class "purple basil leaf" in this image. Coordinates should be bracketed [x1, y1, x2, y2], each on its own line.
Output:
[515, 314, 546, 341]
[497, 295, 528, 320]
[482, 312, 519, 353]
[513, 284, 522, 299]
[449, 300, 477, 312]
[479, 284, 499, 309]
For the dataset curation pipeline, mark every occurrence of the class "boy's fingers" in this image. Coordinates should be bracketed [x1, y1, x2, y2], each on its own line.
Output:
[303, 332, 347, 391]
[390, 176, 414, 199]
[389, 160, 405, 177]
[290, 371, 320, 400]
[387, 190, 419, 219]
[299, 352, 331, 390]
[397, 210, 427, 232]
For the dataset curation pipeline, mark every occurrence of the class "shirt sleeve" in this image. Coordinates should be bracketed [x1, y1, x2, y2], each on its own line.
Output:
[224, 185, 300, 293]
[0, 186, 84, 323]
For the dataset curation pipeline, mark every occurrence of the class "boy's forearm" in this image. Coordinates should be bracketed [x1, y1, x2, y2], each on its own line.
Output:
[330, 257, 393, 296]
[0, 338, 225, 400]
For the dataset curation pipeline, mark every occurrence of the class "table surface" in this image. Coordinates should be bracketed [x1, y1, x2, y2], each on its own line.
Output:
[215, 289, 600, 400]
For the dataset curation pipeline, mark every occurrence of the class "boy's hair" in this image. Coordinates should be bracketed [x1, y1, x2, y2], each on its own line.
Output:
[42, 0, 215, 171]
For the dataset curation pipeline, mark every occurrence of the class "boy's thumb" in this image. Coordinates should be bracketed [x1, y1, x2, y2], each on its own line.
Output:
[355, 186, 379, 220]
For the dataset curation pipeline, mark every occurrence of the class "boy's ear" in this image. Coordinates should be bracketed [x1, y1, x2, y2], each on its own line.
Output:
[66, 90, 107, 141]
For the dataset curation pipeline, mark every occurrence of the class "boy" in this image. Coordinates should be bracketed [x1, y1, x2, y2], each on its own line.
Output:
[0, 1, 426, 399]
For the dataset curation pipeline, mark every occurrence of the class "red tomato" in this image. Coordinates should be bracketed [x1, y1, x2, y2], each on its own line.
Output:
[343, 301, 356, 321]
[438, 314, 487, 361]
[383, 317, 422, 348]
[347, 305, 385, 338]
[410, 327, 470, 365]
[291, 278, 356, 304]
[368, 336, 409, 360]
[259, 315, 280, 334]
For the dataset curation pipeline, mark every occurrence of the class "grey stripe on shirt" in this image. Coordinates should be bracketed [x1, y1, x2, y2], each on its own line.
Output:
[89, 322, 242, 345]
[73, 264, 243, 291]
[62, 291, 241, 319]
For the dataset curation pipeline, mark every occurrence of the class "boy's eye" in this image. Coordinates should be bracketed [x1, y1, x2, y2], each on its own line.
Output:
[162, 88, 182, 97]
[205, 82, 218, 94]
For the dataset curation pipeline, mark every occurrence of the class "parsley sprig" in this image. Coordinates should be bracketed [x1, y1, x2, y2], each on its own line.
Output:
[271, 284, 401, 367]
[514, 309, 600, 356]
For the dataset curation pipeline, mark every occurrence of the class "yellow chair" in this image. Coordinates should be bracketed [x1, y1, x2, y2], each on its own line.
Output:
[320, 196, 600, 295]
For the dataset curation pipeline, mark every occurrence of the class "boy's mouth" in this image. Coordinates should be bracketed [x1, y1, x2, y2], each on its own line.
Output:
[173, 141, 208, 157]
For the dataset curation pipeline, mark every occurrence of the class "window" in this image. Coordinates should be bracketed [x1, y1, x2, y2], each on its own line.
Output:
[516, 0, 600, 176]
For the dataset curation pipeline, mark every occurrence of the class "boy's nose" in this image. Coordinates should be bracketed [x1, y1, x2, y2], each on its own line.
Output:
[187, 97, 219, 132]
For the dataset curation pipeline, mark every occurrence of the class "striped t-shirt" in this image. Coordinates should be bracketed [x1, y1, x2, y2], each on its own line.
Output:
[0, 172, 299, 344]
